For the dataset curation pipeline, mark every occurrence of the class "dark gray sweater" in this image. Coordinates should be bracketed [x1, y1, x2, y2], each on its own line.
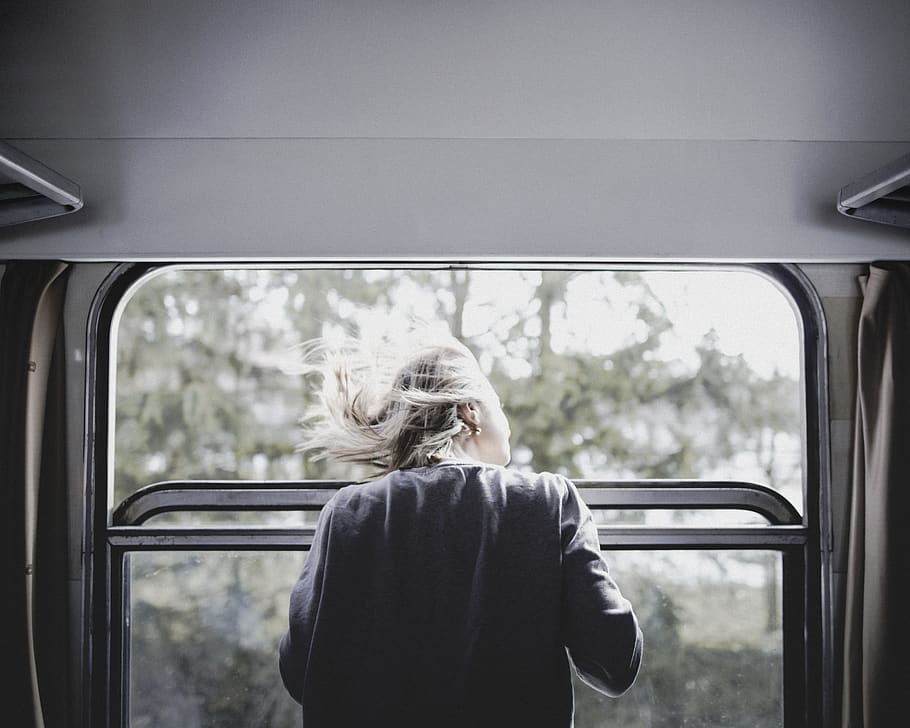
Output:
[279, 462, 642, 727]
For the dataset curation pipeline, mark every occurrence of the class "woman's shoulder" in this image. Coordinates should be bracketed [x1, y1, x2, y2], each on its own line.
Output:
[497, 466, 573, 498]
[440, 462, 573, 503]
[330, 463, 572, 505]
[403, 460, 568, 484]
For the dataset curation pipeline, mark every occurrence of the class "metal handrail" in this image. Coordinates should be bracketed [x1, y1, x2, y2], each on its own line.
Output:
[111, 478, 802, 527]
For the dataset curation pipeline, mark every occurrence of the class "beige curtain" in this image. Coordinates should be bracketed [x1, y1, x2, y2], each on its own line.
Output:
[842, 263, 910, 728]
[0, 261, 69, 728]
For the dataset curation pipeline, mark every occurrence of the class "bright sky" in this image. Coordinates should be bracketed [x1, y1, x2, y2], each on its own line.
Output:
[460, 269, 801, 381]
[161, 266, 802, 383]
[642, 271, 800, 380]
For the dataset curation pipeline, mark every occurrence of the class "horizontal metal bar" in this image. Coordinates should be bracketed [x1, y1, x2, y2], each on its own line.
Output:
[598, 526, 807, 548]
[109, 527, 317, 549]
[111, 478, 802, 526]
[107, 525, 806, 550]
[580, 486, 800, 524]
[112, 481, 346, 526]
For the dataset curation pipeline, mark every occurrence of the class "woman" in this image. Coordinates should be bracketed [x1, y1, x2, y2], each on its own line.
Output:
[279, 332, 642, 727]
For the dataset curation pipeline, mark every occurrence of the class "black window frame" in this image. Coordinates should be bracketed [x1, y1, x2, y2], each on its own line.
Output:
[83, 261, 831, 728]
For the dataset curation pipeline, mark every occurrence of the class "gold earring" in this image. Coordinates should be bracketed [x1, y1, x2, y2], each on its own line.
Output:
[473, 426, 483, 436]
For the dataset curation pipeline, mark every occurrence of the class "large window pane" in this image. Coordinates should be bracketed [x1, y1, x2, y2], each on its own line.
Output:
[126, 549, 783, 728]
[113, 268, 803, 515]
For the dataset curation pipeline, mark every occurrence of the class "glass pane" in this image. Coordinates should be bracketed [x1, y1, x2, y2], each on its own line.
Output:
[126, 549, 783, 728]
[576, 550, 783, 727]
[127, 551, 304, 727]
[113, 268, 803, 514]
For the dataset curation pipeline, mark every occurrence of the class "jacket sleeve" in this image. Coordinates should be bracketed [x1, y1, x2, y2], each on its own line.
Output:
[278, 496, 335, 704]
[559, 477, 643, 697]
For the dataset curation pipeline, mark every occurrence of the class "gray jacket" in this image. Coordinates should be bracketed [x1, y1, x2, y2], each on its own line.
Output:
[279, 462, 642, 727]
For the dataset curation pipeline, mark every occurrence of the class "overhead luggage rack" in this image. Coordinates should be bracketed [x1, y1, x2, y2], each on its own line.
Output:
[0, 140, 83, 227]
[838, 151, 910, 229]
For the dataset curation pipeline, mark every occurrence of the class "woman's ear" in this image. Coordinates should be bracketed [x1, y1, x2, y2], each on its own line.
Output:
[458, 401, 481, 430]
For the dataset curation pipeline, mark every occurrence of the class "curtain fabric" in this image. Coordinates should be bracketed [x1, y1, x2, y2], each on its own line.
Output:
[34, 295, 71, 727]
[0, 261, 70, 728]
[843, 263, 910, 728]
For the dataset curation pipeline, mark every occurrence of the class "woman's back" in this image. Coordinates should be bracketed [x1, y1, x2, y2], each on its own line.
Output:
[279, 462, 641, 727]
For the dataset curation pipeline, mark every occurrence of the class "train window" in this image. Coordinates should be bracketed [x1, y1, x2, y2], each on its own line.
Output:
[96, 265, 822, 727]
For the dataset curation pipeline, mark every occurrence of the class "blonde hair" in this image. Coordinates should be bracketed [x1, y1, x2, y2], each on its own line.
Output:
[295, 330, 493, 475]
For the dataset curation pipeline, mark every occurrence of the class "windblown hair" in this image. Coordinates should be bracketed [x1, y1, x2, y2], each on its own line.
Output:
[295, 331, 492, 475]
